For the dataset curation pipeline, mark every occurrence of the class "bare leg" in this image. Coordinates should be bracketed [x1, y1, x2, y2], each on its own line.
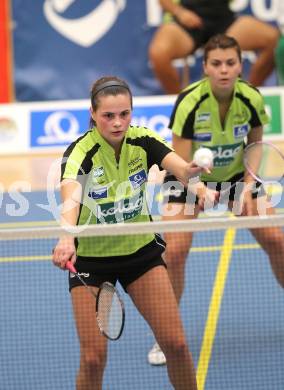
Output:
[71, 286, 108, 390]
[248, 197, 284, 288]
[227, 16, 280, 86]
[163, 203, 200, 303]
[148, 23, 195, 94]
[148, 203, 200, 365]
[127, 266, 197, 390]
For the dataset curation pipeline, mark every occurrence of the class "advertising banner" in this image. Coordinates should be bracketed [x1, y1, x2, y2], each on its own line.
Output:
[12, 0, 156, 101]
[0, 87, 283, 155]
[263, 95, 282, 136]
[28, 96, 174, 151]
[11, 0, 280, 102]
[0, 103, 29, 153]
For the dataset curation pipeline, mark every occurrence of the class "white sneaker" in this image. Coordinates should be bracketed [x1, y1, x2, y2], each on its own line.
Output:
[147, 342, 166, 365]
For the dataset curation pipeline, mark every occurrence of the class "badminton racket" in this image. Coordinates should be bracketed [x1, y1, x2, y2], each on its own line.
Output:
[66, 261, 125, 341]
[219, 140, 284, 200]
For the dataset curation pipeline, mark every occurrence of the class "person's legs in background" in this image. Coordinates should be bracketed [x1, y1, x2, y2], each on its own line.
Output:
[148, 23, 195, 94]
[248, 197, 284, 289]
[148, 203, 200, 365]
[226, 15, 280, 86]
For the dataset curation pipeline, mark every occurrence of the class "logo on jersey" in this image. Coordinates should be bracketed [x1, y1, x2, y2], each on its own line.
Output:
[196, 113, 210, 122]
[129, 169, 147, 189]
[96, 191, 144, 223]
[88, 186, 108, 200]
[234, 124, 249, 138]
[93, 166, 104, 179]
[210, 143, 242, 166]
[162, 187, 184, 198]
[193, 133, 212, 142]
[70, 272, 90, 279]
[233, 111, 247, 122]
[129, 163, 143, 174]
[128, 157, 142, 167]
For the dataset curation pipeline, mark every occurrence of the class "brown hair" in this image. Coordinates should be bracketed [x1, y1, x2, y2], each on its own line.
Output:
[203, 34, 242, 64]
[89, 76, 132, 128]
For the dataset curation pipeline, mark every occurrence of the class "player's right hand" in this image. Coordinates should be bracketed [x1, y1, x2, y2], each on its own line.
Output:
[52, 237, 76, 270]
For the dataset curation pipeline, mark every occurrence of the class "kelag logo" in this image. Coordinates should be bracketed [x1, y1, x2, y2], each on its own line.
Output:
[30, 109, 89, 147]
[96, 191, 144, 224]
[211, 143, 243, 166]
[132, 104, 173, 143]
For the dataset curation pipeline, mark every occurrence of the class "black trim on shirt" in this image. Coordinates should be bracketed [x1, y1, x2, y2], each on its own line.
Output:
[60, 132, 89, 181]
[126, 136, 172, 169]
[80, 143, 101, 176]
[169, 91, 209, 139]
[181, 93, 210, 139]
[238, 79, 260, 93]
[169, 83, 201, 129]
[235, 92, 262, 128]
[75, 143, 101, 211]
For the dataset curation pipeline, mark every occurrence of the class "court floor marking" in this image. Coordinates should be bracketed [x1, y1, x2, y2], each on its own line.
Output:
[196, 226, 236, 390]
[0, 220, 58, 228]
[0, 255, 51, 263]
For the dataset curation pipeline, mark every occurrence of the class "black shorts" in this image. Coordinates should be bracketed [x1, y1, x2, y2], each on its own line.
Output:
[174, 10, 236, 49]
[69, 235, 166, 292]
[162, 172, 266, 204]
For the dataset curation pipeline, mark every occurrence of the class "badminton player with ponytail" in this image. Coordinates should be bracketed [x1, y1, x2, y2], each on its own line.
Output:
[52, 75, 217, 389]
[148, 34, 284, 366]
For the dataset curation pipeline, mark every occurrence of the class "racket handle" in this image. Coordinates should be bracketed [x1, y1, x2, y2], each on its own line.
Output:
[66, 261, 77, 274]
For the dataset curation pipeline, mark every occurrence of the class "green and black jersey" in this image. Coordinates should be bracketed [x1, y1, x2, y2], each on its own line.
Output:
[169, 78, 269, 182]
[61, 125, 172, 257]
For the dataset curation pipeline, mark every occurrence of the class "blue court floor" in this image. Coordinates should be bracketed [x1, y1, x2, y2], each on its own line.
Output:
[0, 190, 284, 389]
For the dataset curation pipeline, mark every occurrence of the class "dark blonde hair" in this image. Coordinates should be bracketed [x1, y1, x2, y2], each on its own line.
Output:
[89, 76, 132, 128]
[203, 34, 242, 64]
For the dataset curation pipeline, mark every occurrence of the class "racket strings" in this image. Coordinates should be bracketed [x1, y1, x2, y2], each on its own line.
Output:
[245, 143, 284, 183]
[96, 283, 124, 340]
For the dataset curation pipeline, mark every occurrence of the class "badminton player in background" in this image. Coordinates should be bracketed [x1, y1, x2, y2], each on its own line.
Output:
[52, 76, 218, 389]
[149, 0, 279, 94]
[148, 34, 284, 366]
